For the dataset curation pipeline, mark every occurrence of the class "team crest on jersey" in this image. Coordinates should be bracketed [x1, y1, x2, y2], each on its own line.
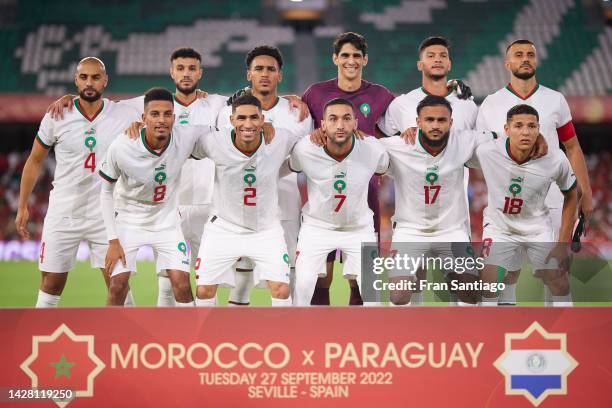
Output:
[84, 128, 96, 151]
[282, 253, 289, 264]
[333, 171, 346, 193]
[425, 165, 439, 185]
[178, 109, 189, 124]
[244, 166, 256, 186]
[359, 102, 371, 118]
[177, 242, 187, 255]
[509, 176, 524, 196]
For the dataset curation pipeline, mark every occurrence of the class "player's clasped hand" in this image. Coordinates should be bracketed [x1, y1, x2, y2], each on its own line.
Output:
[15, 207, 30, 240]
[400, 127, 417, 144]
[105, 239, 126, 276]
[545, 242, 572, 273]
[310, 128, 326, 146]
[125, 122, 145, 138]
[47, 94, 75, 120]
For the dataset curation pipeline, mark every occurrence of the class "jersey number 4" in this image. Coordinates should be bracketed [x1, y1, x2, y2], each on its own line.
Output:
[84, 152, 96, 173]
[503, 197, 523, 214]
[424, 185, 441, 204]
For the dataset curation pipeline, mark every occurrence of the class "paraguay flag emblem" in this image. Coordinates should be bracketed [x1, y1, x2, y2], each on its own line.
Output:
[494, 321, 578, 406]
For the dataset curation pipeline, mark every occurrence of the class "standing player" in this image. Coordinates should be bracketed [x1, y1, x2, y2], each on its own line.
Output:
[15, 57, 140, 307]
[217, 45, 313, 305]
[301, 32, 395, 305]
[472, 105, 577, 306]
[477, 39, 592, 305]
[99, 88, 217, 306]
[290, 98, 389, 306]
[194, 94, 301, 307]
[380, 96, 497, 306]
[377, 36, 478, 305]
[47, 48, 227, 307]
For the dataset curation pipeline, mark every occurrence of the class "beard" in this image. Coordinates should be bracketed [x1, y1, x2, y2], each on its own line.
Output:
[512, 67, 536, 80]
[78, 88, 102, 102]
[422, 130, 450, 147]
[175, 82, 198, 95]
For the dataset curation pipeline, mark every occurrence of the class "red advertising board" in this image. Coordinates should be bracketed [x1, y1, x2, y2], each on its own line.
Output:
[1, 308, 611, 407]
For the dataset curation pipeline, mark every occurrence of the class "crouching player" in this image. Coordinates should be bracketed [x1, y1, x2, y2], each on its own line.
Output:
[471, 105, 577, 306]
[290, 98, 389, 306]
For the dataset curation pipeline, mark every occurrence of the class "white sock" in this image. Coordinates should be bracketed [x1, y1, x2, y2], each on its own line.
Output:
[544, 285, 553, 306]
[176, 300, 194, 307]
[498, 283, 517, 305]
[124, 290, 135, 306]
[228, 270, 254, 304]
[36, 290, 60, 308]
[409, 292, 423, 306]
[480, 296, 500, 306]
[551, 294, 573, 307]
[271, 297, 292, 307]
[457, 301, 478, 307]
[195, 297, 216, 306]
[157, 276, 175, 307]
[363, 301, 382, 307]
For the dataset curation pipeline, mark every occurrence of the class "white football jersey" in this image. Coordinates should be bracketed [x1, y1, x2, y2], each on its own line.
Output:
[194, 127, 301, 231]
[119, 93, 227, 206]
[99, 125, 215, 231]
[476, 84, 575, 206]
[290, 136, 389, 231]
[380, 129, 496, 235]
[217, 97, 313, 221]
[471, 138, 576, 237]
[36, 98, 140, 219]
[377, 87, 478, 136]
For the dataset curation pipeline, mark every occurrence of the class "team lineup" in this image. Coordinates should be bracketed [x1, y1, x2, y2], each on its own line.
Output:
[14, 32, 591, 307]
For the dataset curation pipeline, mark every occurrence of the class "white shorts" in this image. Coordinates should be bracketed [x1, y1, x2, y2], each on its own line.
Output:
[234, 218, 300, 270]
[195, 218, 290, 288]
[39, 215, 107, 272]
[111, 225, 190, 277]
[389, 225, 473, 278]
[179, 204, 211, 267]
[482, 224, 558, 272]
[295, 223, 376, 283]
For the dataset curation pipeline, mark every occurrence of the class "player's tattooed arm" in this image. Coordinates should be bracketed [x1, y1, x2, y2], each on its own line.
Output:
[47, 94, 75, 120]
[15, 139, 50, 239]
[195, 89, 209, 99]
[282, 95, 310, 122]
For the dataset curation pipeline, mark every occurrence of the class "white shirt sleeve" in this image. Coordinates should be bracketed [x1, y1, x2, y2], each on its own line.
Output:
[376, 99, 401, 136]
[375, 150, 390, 175]
[36, 113, 56, 148]
[475, 98, 491, 131]
[556, 93, 573, 127]
[100, 180, 117, 240]
[116, 95, 145, 113]
[555, 152, 577, 193]
[288, 140, 304, 172]
[215, 106, 233, 129]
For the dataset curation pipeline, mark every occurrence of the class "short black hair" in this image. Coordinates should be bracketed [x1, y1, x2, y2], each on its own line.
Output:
[246, 45, 283, 69]
[333, 32, 367, 56]
[505, 39, 535, 54]
[170, 47, 202, 62]
[506, 104, 539, 122]
[418, 36, 450, 56]
[323, 98, 355, 116]
[144, 87, 174, 106]
[416, 95, 452, 116]
[232, 94, 262, 113]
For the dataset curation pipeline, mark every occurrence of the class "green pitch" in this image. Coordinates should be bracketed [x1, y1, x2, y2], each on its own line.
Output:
[0, 260, 610, 307]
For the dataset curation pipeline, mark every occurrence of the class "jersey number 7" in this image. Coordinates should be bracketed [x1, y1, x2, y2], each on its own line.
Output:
[334, 194, 346, 212]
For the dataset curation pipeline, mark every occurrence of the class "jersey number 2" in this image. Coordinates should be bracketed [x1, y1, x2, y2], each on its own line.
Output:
[244, 188, 256, 206]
